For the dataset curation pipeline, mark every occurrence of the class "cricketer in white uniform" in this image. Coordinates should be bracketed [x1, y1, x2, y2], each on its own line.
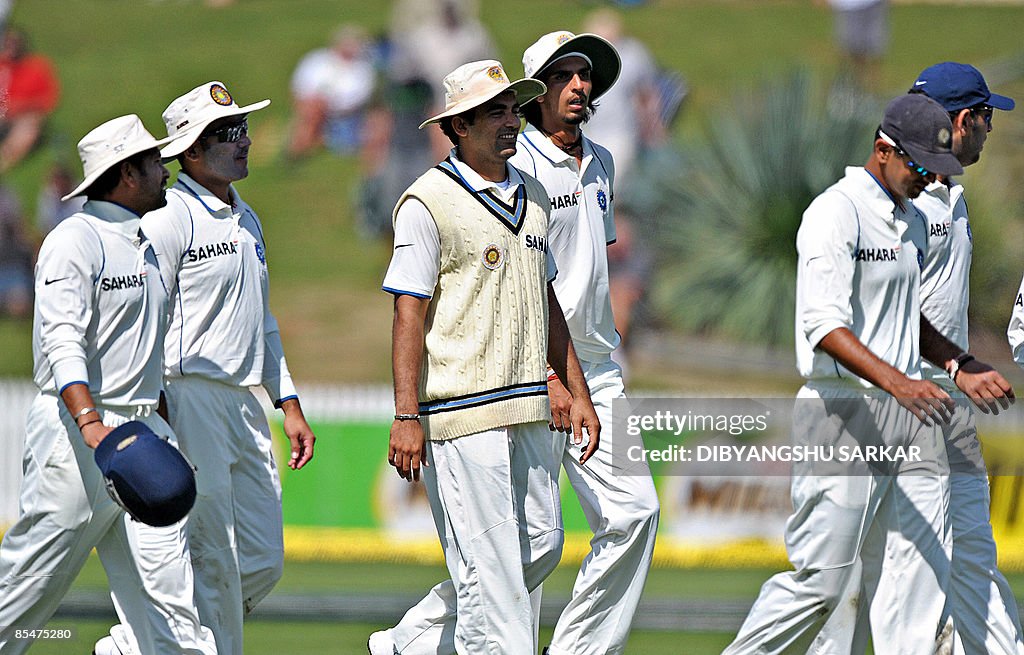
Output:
[510, 30, 660, 655]
[0, 115, 216, 655]
[370, 60, 600, 655]
[133, 81, 316, 655]
[723, 95, 964, 655]
[816, 63, 1020, 655]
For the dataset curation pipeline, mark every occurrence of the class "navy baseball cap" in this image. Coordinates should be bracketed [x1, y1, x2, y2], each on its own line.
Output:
[910, 62, 1015, 112]
[880, 94, 963, 177]
[94, 421, 197, 527]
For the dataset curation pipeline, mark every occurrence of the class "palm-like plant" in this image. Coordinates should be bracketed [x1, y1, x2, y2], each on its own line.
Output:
[635, 71, 878, 347]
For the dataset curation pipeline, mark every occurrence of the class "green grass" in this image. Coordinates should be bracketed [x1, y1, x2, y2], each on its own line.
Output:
[31, 555, 1024, 653]
[2, 1, 1023, 384]
[25, 619, 736, 654]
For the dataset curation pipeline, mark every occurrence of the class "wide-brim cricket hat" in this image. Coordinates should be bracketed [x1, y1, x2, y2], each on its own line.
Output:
[160, 80, 270, 158]
[62, 115, 171, 202]
[910, 62, 1015, 113]
[94, 421, 197, 527]
[522, 31, 621, 101]
[880, 94, 963, 177]
[419, 60, 546, 129]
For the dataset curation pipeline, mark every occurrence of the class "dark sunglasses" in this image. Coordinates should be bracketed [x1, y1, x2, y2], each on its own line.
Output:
[877, 129, 931, 178]
[969, 104, 993, 129]
[201, 118, 248, 143]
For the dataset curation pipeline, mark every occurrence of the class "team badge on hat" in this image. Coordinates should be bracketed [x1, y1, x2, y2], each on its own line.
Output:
[210, 84, 233, 106]
[487, 66, 506, 83]
[482, 244, 504, 270]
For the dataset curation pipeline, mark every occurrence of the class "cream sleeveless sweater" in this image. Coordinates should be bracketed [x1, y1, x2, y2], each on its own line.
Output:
[396, 160, 552, 440]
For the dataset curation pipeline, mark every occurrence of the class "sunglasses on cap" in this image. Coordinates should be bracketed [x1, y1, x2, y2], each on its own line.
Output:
[877, 129, 932, 178]
[201, 118, 248, 143]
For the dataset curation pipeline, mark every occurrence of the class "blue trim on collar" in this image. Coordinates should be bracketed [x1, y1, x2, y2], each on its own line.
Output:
[522, 132, 558, 167]
[863, 170, 898, 207]
[177, 179, 220, 215]
[110, 201, 142, 217]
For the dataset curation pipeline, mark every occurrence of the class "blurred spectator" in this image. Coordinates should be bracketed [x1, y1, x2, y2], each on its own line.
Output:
[354, 0, 496, 239]
[286, 24, 377, 159]
[607, 210, 653, 380]
[0, 26, 59, 173]
[827, 0, 888, 88]
[581, 8, 685, 189]
[0, 184, 32, 318]
[35, 161, 84, 234]
[0, 1, 11, 32]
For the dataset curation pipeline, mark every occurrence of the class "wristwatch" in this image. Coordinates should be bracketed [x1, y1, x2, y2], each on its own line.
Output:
[948, 353, 975, 381]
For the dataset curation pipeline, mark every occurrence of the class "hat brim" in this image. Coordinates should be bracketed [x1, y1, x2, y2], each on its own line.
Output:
[533, 33, 621, 101]
[419, 79, 546, 129]
[988, 92, 1015, 111]
[61, 136, 174, 202]
[904, 143, 963, 177]
[160, 98, 270, 159]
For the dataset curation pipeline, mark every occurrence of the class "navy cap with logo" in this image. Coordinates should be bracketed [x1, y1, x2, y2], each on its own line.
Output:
[880, 94, 963, 177]
[94, 421, 197, 527]
[910, 62, 1015, 113]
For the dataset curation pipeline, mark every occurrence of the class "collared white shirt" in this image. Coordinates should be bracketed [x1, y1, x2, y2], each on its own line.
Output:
[33, 200, 167, 406]
[796, 167, 929, 386]
[383, 149, 556, 297]
[140, 173, 297, 404]
[916, 178, 971, 389]
[509, 123, 618, 361]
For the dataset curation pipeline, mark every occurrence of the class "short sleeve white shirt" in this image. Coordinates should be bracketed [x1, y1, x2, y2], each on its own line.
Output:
[509, 124, 617, 361]
[383, 150, 556, 297]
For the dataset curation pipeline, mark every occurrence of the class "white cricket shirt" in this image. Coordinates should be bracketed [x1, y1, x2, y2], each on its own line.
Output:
[1007, 275, 1024, 369]
[916, 179, 971, 390]
[32, 200, 167, 406]
[796, 167, 929, 387]
[382, 150, 556, 296]
[141, 173, 297, 404]
[509, 123, 618, 361]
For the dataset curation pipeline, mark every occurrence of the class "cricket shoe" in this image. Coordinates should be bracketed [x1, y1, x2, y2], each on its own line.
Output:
[367, 629, 398, 654]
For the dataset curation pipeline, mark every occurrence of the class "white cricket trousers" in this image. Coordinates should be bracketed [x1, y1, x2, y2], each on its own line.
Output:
[164, 376, 285, 655]
[547, 357, 659, 655]
[388, 422, 564, 654]
[723, 385, 951, 655]
[813, 394, 1024, 655]
[0, 393, 215, 655]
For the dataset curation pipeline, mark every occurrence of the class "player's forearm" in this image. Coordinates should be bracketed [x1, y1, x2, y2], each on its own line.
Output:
[392, 295, 429, 413]
[817, 327, 908, 394]
[545, 284, 589, 400]
[920, 314, 965, 371]
[60, 382, 111, 447]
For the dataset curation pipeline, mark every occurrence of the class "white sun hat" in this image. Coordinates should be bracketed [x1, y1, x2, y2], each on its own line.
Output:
[62, 114, 171, 201]
[160, 81, 270, 158]
[419, 60, 546, 129]
[522, 31, 621, 101]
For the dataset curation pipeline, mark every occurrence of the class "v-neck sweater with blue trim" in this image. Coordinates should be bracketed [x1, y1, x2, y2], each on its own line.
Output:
[396, 164, 552, 440]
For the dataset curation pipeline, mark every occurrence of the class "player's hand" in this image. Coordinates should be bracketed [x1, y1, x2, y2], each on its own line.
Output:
[389, 420, 426, 482]
[955, 359, 1015, 415]
[547, 375, 574, 433]
[890, 378, 954, 425]
[281, 399, 316, 470]
[81, 421, 114, 449]
[569, 395, 601, 465]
